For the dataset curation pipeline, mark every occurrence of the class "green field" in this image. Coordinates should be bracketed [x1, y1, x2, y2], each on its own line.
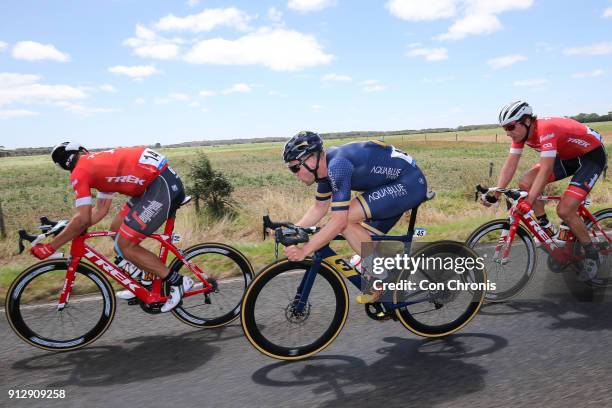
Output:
[1, 124, 610, 297]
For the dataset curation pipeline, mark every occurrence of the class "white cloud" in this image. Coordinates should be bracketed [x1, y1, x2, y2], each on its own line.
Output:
[187, 0, 200, 8]
[199, 89, 216, 97]
[436, 13, 501, 41]
[268, 90, 286, 97]
[201, 108, 209, 113]
[322, 73, 352, 81]
[189, 101, 201, 108]
[604, 7, 612, 17]
[288, 0, 335, 13]
[311, 104, 324, 109]
[513, 78, 548, 87]
[572, 69, 605, 79]
[387, 0, 533, 41]
[99, 84, 117, 93]
[56, 102, 118, 116]
[184, 28, 333, 71]
[0, 41, 7, 52]
[223, 83, 252, 94]
[563, 42, 612, 56]
[268, 7, 283, 22]
[467, 0, 534, 16]
[123, 25, 180, 59]
[0, 109, 39, 119]
[406, 45, 448, 61]
[487, 54, 527, 69]
[362, 79, 386, 92]
[134, 98, 146, 105]
[154, 8, 253, 32]
[386, 0, 457, 21]
[169, 92, 191, 101]
[108, 65, 160, 79]
[0, 73, 86, 107]
[12, 41, 70, 62]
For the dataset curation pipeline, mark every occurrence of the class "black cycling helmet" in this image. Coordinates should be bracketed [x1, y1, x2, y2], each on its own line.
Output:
[282, 131, 323, 163]
[51, 141, 88, 171]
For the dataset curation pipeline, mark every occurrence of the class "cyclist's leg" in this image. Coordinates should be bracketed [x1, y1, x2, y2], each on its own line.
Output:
[116, 167, 185, 279]
[556, 147, 607, 245]
[519, 161, 563, 216]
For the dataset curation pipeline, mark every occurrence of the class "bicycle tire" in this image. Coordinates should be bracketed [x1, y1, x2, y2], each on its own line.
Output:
[241, 259, 349, 360]
[5, 259, 116, 352]
[393, 241, 485, 336]
[575, 208, 612, 288]
[168, 243, 254, 328]
[466, 220, 536, 302]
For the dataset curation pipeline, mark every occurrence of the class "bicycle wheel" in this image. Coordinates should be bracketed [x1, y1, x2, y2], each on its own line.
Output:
[393, 241, 485, 337]
[575, 208, 612, 288]
[5, 259, 116, 351]
[241, 259, 349, 360]
[466, 220, 536, 302]
[168, 243, 254, 328]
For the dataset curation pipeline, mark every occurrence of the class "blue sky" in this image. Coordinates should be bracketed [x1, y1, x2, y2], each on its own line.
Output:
[1, 0, 611, 149]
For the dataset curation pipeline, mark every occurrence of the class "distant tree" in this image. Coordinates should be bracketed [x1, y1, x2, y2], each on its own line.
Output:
[154, 142, 161, 148]
[187, 152, 234, 217]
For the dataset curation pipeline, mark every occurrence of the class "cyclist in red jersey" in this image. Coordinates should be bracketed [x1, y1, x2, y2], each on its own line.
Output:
[482, 101, 608, 280]
[30, 142, 193, 312]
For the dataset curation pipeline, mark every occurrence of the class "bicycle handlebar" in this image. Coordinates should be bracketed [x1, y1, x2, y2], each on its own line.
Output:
[262, 215, 320, 247]
[17, 217, 69, 254]
[475, 185, 528, 202]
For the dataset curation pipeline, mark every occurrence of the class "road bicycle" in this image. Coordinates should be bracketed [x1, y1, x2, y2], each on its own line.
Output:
[241, 192, 487, 360]
[5, 197, 254, 351]
[468, 185, 611, 302]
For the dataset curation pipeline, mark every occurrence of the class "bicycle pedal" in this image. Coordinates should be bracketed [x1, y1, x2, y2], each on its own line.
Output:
[127, 298, 139, 306]
[204, 293, 212, 304]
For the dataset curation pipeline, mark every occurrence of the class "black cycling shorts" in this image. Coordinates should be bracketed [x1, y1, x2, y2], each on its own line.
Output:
[118, 167, 185, 242]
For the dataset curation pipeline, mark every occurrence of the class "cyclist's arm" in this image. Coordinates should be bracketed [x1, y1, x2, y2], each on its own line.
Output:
[91, 195, 113, 225]
[301, 210, 347, 256]
[526, 156, 554, 205]
[495, 153, 521, 197]
[47, 205, 92, 250]
[296, 199, 330, 227]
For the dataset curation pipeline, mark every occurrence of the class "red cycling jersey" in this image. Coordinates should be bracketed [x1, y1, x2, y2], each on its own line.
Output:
[510, 117, 603, 160]
[70, 147, 168, 207]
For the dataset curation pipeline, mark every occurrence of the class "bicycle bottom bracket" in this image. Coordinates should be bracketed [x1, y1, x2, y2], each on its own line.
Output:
[285, 302, 311, 324]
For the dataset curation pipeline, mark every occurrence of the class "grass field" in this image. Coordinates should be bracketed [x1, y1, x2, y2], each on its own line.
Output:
[1, 123, 610, 297]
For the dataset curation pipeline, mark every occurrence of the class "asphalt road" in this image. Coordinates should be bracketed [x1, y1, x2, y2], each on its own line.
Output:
[1, 258, 612, 408]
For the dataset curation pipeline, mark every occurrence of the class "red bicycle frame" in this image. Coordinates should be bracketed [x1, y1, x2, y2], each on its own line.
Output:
[500, 195, 611, 266]
[57, 216, 214, 310]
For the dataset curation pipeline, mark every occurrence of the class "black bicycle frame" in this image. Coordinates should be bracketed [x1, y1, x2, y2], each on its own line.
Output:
[291, 206, 429, 314]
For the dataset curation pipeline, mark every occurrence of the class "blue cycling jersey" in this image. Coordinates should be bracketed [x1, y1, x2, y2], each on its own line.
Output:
[316, 140, 423, 211]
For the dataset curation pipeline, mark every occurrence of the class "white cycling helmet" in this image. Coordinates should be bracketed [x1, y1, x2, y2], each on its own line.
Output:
[498, 100, 533, 126]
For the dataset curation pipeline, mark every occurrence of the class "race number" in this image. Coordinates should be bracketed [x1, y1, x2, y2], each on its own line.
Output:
[138, 148, 167, 169]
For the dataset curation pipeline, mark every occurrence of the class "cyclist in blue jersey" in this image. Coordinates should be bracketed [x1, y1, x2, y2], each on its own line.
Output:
[282, 131, 428, 303]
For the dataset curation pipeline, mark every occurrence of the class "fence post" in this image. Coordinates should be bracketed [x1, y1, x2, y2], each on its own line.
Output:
[455, 133, 458, 142]
[495, 133, 498, 143]
[489, 162, 494, 179]
[0, 200, 6, 239]
[425, 134, 427, 141]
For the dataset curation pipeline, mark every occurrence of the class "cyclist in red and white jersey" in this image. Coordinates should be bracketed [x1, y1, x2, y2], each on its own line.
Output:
[30, 142, 192, 312]
[483, 101, 607, 280]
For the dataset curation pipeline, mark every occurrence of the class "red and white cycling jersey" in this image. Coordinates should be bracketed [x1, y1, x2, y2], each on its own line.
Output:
[70, 147, 168, 207]
[510, 117, 603, 160]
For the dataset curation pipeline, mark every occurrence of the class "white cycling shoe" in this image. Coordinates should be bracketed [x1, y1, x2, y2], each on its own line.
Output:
[161, 277, 194, 313]
[116, 290, 137, 300]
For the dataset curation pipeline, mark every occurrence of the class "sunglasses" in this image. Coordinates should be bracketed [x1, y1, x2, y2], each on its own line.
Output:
[288, 156, 314, 173]
[503, 122, 519, 132]
[288, 162, 302, 173]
